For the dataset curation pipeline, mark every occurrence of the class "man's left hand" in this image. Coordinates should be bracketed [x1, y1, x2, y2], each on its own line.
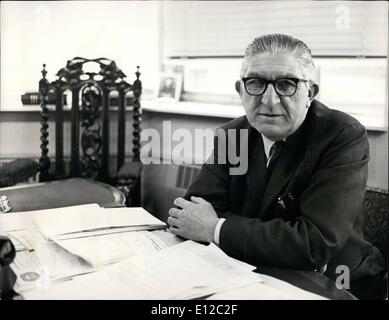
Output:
[167, 196, 219, 243]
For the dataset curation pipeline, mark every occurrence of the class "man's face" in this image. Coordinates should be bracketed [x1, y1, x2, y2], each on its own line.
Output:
[238, 53, 312, 141]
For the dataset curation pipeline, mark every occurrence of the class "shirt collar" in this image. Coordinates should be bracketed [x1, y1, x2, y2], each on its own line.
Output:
[261, 134, 286, 160]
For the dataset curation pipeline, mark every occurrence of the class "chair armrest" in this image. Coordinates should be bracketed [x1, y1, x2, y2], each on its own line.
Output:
[117, 161, 143, 179]
[0, 159, 39, 188]
[115, 161, 143, 207]
[1, 178, 126, 212]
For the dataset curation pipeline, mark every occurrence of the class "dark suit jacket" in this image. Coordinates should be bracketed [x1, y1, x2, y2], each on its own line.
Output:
[185, 100, 385, 296]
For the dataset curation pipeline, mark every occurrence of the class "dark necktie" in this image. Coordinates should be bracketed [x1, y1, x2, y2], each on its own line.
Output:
[266, 140, 284, 182]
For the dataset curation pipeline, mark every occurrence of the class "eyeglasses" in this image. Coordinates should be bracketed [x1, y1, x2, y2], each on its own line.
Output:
[241, 77, 309, 97]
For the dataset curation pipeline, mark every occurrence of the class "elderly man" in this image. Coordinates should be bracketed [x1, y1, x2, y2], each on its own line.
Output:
[167, 34, 385, 299]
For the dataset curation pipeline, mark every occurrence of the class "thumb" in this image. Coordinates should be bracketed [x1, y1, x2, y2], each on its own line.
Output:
[190, 196, 206, 204]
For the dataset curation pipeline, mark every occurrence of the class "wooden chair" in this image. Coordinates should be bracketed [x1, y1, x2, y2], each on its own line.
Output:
[0, 159, 39, 188]
[363, 187, 388, 263]
[38, 57, 142, 207]
[362, 187, 388, 299]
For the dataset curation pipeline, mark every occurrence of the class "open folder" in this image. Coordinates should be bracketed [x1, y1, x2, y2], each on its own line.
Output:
[32, 204, 166, 239]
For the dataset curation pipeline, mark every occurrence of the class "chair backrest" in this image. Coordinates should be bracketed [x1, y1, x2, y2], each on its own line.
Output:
[362, 187, 388, 265]
[38, 57, 142, 183]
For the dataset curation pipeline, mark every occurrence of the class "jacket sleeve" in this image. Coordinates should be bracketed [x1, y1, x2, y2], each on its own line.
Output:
[184, 127, 237, 219]
[219, 122, 369, 269]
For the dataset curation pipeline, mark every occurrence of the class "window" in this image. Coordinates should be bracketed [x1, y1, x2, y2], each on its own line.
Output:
[162, 1, 387, 57]
[161, 1, 388, 130]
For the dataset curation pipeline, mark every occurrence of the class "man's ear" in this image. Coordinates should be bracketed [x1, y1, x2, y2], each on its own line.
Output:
[235, 80, 242, 95]
[308, 83, 319, 101]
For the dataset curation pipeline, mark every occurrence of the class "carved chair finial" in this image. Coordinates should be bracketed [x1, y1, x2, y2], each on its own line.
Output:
[41, 64, 47, 78]
[135, 66, 141, 80]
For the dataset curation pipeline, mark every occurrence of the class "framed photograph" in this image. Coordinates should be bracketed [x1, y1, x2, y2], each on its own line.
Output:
[157, 73, 183, 102]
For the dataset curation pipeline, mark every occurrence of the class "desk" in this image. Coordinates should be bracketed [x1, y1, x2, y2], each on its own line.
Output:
[256, 266, 356, 300]
[3, 269, 356, 300]
[0, 198, 356, 300]
[2, 232, 356, 300]
[117, 230, 357, 300]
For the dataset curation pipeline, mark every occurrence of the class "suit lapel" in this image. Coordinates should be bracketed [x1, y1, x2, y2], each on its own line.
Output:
[258, 120, 308, 218]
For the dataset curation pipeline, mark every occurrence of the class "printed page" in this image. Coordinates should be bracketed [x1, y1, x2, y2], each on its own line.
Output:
[207, 280, 328, 300]
[50, 230, 168, 267]
[11, 232, 95, 293]
[23, 241, 261, 300]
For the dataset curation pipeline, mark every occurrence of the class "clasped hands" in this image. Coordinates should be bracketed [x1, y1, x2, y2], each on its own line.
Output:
[167, 196, 219, 243]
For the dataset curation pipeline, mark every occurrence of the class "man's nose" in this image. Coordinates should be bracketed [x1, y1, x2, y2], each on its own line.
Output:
[261, 84, 280, 106]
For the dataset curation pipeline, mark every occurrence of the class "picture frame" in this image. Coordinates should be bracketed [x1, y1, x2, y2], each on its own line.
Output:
[157, 72, 183, 102]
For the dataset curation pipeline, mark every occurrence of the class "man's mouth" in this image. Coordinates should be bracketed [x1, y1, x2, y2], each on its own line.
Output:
[258, 113, 282, 117]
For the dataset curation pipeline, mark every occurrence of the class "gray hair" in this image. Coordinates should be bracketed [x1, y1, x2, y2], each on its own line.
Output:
[240, 34, 315, 80]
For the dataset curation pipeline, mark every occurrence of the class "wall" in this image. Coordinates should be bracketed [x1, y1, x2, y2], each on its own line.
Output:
[0, 1, 160, 111]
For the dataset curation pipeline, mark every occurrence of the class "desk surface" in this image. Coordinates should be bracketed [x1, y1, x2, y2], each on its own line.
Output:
[141, 230, 357, 300]
[256, 266, 356, 300]
[4, 268, 355, 300]
[1, 204, 356, 300]
[6, 267, 354, 300]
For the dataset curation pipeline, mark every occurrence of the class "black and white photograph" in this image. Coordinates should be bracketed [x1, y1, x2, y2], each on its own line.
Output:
[157, 73, 183, 101]
[0, 0, 387, 308]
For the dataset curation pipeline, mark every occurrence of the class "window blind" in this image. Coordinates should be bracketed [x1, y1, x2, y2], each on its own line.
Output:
[162, 1, 388, 58]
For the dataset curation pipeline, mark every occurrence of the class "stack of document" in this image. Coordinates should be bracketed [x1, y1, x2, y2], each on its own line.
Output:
[2, 204, 327, 300]
[48, 230, 169, 267]
[11, 237, 95, 293]
[11, 229, 170, 293]
[33, 204, 166, 239]
[0, 204, 166, 239]
[33, 204, 169, 267]
[0, 204, 168, 293]
[23, 241, 264, 300]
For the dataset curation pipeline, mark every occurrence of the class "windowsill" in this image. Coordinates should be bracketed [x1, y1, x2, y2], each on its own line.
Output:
[142, 99, 245, 119]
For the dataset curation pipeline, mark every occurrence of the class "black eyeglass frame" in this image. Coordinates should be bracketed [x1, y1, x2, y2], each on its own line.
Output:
[241, 77, 310, 97]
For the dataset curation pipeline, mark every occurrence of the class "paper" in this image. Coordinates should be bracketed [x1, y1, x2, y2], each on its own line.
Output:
[1, 204, 166, 239]
[151, 229, 183, 247]
[34, 205, 166, 236]
[54, 225, 166, 241]
[11, 250, 44, 292]
[0, 211, 35, 233]
[34, 241, 95, 280]
[207, 275, 328, 300]
[23, 241, 262, 300]
[11, 232, 95, 293]
[0, 203, 101, 234]
[101, 207, 167, 228]
[165, 242, 260, 300]
[258, 273, 328, 299]
[50, 230, 168, 267]
[3, 229, 36, 251]
[176, 272, 264, 300]
[32, 203, 106, 235]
